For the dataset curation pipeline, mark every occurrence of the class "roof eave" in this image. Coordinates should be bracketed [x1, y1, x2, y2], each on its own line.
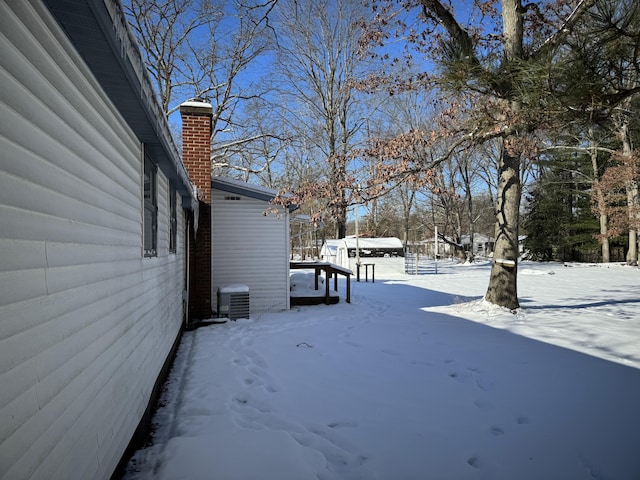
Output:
[43, 0, 197, 210]
[212, 177, 298, 213]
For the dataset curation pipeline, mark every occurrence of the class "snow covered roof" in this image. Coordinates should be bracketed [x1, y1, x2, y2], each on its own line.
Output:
[211, 177, 297, 212]
[324, 237, 404, 250]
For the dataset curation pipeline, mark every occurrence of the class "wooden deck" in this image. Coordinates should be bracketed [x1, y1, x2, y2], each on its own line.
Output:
[289, 261, 352, 305]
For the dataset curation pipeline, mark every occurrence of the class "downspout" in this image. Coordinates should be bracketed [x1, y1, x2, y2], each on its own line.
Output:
[183, 212, 190, 329]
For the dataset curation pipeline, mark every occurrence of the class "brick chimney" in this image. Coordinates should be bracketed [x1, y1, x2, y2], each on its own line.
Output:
[180, 100, 213, 321]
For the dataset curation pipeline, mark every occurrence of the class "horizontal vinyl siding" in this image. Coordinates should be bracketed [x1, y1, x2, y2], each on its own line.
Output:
[0, 2, 186, 479]
[212, 189, 289, 314]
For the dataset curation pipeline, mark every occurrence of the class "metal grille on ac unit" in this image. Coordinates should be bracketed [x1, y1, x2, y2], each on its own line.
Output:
[217, 285, 250, 320]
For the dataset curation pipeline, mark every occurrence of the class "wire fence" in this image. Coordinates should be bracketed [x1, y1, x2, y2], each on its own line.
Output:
[404, 253, 439, 275]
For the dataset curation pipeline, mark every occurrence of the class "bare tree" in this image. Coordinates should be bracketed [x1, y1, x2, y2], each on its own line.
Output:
[617, 107, 640, 266]
[124, 0, 217, 115]
[194, 1, 277, 156]
[125, 0, 278, 169]
[271, 0, 367, 238]
[589, 128, 611, 263]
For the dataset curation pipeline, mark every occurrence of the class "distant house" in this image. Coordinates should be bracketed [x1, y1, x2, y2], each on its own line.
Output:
[0, 1, 207, 479]
[211, 177, 296, 315]
[407, 238, 453, 257]
[320, 237, 405, 276]
[460, 234, 495, 256]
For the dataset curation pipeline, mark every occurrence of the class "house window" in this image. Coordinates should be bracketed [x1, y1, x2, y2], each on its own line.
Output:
[169, 183, 177, 253]
[144, 156, 157, 257]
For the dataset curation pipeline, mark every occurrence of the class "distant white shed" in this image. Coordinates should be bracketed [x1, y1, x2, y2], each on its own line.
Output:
[320, 236, 405, 277]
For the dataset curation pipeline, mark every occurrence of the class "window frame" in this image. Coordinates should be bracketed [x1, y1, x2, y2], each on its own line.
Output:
[143, 154, 157, 257]
[169, 182, 177, 253]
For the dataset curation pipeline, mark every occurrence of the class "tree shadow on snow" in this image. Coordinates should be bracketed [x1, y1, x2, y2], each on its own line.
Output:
[348, 280, 640, 478]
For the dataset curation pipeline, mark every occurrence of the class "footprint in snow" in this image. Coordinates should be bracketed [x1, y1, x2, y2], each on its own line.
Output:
[246, 351, 266, 368]
[290, 429, 371, 477]
[449, 371, 469, 381]
[410, 360, 432, 366]
[233, 357, 249, 367]
[327, 420, 359, 429]
[380, 348, 401, 356]
[233, 395, 248, 405]
[473, 399, 493, 411]
[448, 368, 494, 392]
[467, 456, 482, 469]
[231, 394, 272, 414]
[475, 376, 494, 392]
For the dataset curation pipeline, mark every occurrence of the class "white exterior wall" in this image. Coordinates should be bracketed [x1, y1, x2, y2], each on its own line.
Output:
[0, 2, 185, 479]
[212, 189, 290, 314]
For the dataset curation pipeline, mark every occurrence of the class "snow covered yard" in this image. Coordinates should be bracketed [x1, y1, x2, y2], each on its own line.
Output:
[124, 261, 640, 480]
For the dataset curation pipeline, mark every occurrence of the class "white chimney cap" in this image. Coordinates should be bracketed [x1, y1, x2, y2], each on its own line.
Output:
[180, 99, 213, 109]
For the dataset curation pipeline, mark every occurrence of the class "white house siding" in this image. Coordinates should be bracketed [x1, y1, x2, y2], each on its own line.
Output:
[0, 2, 185, 479]
[212, 189, 290, 314]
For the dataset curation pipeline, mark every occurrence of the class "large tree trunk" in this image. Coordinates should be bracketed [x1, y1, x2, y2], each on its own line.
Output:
[617, 109, 639, 266]
[332, 154, 348, 239]
[588, 130, 610, 262]
[592, 169, 610, 263]
[485, 140, 521, 310]
[484, 0, 523, 310]
[599, 209, 610, 262]
[336, 209, 347, 239]
[465, 170, 475, 262]
[626, 181, 639, 266]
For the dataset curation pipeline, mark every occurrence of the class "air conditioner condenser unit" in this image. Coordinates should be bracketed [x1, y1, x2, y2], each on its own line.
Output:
[217, 285, 250, 320]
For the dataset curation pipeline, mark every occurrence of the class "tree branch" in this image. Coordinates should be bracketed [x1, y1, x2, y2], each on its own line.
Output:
[210, 133, 282, 155]
[532, 0, 597, 60]
[418, 0, 475, 61]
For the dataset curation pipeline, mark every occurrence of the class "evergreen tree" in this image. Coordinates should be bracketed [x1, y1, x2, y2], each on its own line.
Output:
[523, 153, 600, 261]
